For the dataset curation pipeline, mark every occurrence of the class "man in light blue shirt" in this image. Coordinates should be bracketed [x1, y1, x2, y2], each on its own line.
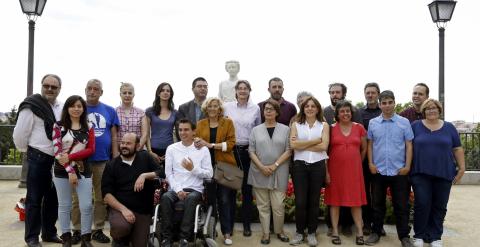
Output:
[365, 90, 414, 247]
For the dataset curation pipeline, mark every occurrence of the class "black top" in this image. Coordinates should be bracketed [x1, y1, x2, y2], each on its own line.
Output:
[358, 105, 382, 130]
[101, 150, 164, 215]
[267, 127, 275, 138]
[209, 127, 217, 166]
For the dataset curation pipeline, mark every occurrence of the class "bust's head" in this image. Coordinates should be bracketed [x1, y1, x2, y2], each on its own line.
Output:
[225, 60, 240, 77]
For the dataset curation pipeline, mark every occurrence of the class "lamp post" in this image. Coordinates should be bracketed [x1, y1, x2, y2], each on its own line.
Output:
[428, 0, 456, 119]
[19, 0, 47, 96]
[18, 0, 47, 188]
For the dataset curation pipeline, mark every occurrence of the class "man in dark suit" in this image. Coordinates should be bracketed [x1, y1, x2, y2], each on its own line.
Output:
[177, 77, 208, 124]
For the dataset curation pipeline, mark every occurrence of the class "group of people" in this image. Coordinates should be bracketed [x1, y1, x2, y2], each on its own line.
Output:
[12, 60, 465, 247]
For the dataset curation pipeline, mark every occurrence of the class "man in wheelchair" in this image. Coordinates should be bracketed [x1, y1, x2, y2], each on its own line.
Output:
[102, 133, 165, 247]
[160, 119, 214, 247]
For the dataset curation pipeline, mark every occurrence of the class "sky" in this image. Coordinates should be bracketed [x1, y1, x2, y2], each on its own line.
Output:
[1, 0, 479, 122]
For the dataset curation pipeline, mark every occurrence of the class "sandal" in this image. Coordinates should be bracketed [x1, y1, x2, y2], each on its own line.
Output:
[356, 236, 365, 245]
[331, 235, 342, 245]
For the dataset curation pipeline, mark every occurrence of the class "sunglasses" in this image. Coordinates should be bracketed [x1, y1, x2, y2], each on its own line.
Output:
[42, 84, 60, 90]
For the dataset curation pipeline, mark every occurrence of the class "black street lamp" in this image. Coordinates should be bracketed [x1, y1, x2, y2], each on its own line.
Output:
[19, 0, 47, 96]
[428, 0, 456, 119]
[18, 0, 47, 188]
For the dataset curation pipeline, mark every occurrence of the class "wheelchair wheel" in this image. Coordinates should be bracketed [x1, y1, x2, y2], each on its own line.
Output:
[206, 216, 216, 239]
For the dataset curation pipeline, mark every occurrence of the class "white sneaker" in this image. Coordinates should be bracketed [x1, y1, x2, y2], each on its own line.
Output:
[413, 238, 424, 247]
[431, 240, 443, 247]
[224, 237, 233, 245]
[307, 233, 318, 247]
[289, 233, 304, 245]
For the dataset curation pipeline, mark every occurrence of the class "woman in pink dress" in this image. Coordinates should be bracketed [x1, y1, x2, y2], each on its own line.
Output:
[325, 100, 367, 245]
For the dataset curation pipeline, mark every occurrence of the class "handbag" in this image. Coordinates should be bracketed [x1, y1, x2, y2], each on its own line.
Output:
[214, 161, 244, 190]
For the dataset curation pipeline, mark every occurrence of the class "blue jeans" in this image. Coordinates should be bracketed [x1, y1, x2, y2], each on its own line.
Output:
[411, 174, 452, 242]
[53, 176, 93, 235]
[217, 184, 236, 235]
[160, 190, 202, 240]
[25, 147, 58, 243]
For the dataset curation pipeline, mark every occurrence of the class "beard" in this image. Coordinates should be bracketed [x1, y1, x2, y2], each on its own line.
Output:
[120, 147, 135, 158]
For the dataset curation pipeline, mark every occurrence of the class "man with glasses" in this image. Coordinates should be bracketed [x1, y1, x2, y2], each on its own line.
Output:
[14, 74, 64, 247]
[177, 77, 209, 125]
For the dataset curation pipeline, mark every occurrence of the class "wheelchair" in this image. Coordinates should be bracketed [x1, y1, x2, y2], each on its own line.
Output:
[148, 178, 217, 247]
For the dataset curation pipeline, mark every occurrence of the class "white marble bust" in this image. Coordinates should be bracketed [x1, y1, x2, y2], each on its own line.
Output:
[218, 60, 240, 102]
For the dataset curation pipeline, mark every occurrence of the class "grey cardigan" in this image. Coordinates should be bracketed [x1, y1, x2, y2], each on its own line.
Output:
[248, 122, 290, 191]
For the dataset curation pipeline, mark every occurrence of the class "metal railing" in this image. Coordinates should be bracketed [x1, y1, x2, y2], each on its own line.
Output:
[460, 132, 480, 171]
[1, 124, 479, 170]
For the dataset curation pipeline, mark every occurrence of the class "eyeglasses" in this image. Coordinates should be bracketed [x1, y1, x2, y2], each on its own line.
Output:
[42, 84, 59, 90]
[264, 107, 275, 112]
[425, 107, 439, 112]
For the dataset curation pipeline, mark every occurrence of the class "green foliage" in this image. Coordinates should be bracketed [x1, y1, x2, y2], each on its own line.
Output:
[355, 102, 365, 109]
[5, 149, 22, 164]
[0, 125, 16, 164]
[395, 102, 413, 113]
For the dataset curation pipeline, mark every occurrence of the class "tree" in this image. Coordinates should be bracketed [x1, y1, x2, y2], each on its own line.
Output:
[395, 102, 413, 114]
[7, 105, 17, 125]
[355, 102, 365, 109]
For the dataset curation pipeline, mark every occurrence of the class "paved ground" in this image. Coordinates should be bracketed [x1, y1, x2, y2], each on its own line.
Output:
[1, 180, 479, 247]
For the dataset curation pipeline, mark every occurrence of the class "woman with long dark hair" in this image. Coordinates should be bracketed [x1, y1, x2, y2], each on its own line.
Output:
[52, 95, 95, 247]
[289, 96, 329, 246]
[146, 82, 176, 166]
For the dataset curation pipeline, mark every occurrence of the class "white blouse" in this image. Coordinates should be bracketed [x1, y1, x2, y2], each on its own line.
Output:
[293, 120, 329, 163]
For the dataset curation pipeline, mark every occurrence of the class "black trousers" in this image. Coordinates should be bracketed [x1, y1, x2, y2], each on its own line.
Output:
[25, 147, 58, 243]
[291, 160, 326, 234]
[361, 158, 374, 228]
[371, 174, 411, 240]
[233, 145, 253, 230]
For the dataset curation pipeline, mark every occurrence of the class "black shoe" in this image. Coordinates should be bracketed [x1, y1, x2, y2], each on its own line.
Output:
[160, 239, 172, 247]
[261, 237, 270, 245]
[277, 233, 290, 242]
[26, 240, 42, 247]
[92, 229, 111, 243]
[179, 239, 189, 247]
[42, 235, 63, 243]
[60, 232, 72, 247]
[72, 230, 81, 245]
[243, 229, 252, 237]
[365, 233, 380, 246]
[80, 233, 93, 247]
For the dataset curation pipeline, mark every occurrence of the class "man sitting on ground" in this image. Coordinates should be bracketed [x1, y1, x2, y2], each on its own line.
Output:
[160, 119, 214, 247]
[102, 133, 164, 247]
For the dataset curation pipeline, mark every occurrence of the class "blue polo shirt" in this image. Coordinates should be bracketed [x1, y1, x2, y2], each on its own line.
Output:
[367, 114, 414, 176]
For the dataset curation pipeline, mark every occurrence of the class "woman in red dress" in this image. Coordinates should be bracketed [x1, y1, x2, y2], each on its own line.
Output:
[325, 100, 367, 245]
